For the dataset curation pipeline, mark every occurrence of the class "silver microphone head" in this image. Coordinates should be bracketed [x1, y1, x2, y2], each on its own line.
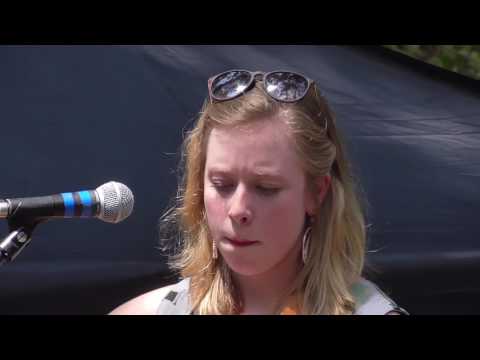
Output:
[95, 182, 134, 223]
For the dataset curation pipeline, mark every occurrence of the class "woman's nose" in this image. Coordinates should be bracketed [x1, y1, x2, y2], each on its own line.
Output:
[228, 185, 253, 225]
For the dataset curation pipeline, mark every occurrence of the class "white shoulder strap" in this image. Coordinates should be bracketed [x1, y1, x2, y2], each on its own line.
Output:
[351, 278, 408, 315]
[156, 278, 192, 315]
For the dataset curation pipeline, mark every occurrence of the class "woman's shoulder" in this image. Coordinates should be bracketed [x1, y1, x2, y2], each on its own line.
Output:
[109, 278, 190, 315]
[351, 277, 409, 315]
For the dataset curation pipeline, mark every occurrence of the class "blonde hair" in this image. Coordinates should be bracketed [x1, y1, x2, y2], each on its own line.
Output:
[159, 80, 367, 314]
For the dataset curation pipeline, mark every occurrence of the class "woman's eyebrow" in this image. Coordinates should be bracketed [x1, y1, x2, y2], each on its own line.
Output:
[207, 167, 286, 181]
[251, 172, 286, 181]
[206, 168, 232, 177]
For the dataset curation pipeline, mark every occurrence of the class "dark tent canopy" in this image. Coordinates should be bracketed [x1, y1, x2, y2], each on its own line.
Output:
[0, 45, 478, 314]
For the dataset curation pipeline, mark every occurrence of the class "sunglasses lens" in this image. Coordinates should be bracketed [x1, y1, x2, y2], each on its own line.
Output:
[265, 72, 309, 102]
[211, 71, 252, 101]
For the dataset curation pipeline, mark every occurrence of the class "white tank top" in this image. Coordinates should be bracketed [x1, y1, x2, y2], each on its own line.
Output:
[155, 277, 408, 315]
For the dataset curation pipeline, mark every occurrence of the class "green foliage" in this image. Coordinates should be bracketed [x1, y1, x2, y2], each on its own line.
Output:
[384, 45, 480, 80]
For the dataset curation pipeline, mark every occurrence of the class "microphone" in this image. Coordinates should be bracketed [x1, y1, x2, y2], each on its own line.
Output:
[0, 181, 134, 224]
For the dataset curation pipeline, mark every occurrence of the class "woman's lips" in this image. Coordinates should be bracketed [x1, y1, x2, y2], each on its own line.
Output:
[226, 237, 259, 247]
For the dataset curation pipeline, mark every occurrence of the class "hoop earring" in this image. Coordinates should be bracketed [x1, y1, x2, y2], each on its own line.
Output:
[302, 226, 312, 264]
[212, 239, 218, 260]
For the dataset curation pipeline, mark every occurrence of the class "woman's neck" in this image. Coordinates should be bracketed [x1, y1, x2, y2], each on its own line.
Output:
[232, 243, 302, 314]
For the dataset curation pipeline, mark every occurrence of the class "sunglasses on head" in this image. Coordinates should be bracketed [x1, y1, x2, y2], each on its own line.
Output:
[208, 69, 328, 132]
[208, 70, 315, 103]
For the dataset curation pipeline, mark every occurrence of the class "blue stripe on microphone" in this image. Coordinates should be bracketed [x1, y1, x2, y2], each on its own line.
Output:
[78, 191, 92, 217]
[61, 193, 75, 217]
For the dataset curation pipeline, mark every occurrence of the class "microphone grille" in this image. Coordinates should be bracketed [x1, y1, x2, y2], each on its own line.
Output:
[96, 182, 134, 223]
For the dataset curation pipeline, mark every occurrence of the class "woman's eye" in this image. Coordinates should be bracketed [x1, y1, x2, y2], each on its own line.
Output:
[212, 182, 234, 192]
[256, 186, 280, 195]
[210, 181, 279, 196]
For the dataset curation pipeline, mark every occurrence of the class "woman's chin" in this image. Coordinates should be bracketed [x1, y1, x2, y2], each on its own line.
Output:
[220, 254, 271, 277]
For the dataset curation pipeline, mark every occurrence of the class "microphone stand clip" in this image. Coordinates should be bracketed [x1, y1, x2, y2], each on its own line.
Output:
[0, 216, 44, 266]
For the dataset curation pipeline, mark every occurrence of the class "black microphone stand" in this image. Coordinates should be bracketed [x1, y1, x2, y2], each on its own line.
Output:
[0, 217, 42, 266]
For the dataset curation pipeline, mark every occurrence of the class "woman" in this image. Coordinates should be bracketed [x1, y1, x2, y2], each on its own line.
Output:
[110, 70, 408, 315]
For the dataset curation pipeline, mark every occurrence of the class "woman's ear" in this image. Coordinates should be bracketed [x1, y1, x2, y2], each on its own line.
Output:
[306, 175, 332, 216]
[318, 174, 331, 205]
